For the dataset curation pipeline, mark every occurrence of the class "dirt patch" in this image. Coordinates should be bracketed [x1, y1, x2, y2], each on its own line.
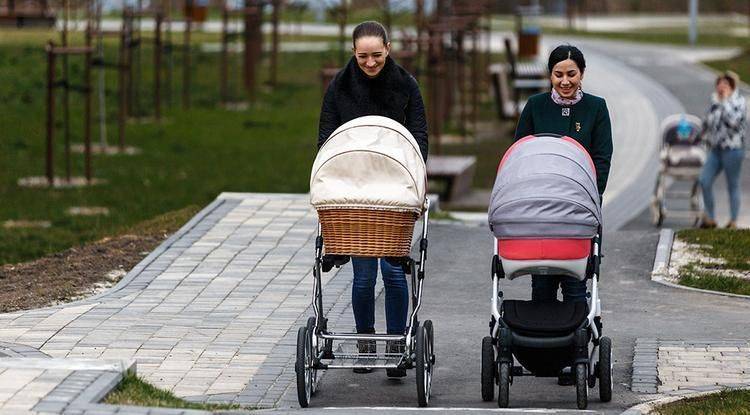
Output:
[0, 205, 200, 313]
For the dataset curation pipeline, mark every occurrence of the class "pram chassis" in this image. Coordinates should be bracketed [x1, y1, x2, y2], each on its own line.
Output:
[482, 228, 613, 409]
[296, 199, 435, 408]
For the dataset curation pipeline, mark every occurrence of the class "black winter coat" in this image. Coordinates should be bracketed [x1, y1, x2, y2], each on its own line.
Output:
[317, 56, 429, 161]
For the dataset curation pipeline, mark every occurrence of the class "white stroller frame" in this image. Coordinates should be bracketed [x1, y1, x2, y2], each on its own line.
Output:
[482, 227, 613, 409]
[651, 114, 705, 226]
[295, 199, 435, 408]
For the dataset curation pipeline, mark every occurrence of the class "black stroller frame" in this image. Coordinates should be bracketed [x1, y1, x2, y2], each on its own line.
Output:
[482, 226, 613, 409]
[296, 200, 435, 408]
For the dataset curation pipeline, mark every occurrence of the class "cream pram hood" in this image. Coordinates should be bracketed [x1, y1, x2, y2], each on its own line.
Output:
[310, 116, 427, 213]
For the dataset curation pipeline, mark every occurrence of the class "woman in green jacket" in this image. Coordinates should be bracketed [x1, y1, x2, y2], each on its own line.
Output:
[513, 44, 613, 304]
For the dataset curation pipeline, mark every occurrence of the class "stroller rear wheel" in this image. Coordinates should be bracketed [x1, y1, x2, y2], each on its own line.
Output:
[305, 317, 319, 395]
[497, 361, 510, 408]
[599, 337, 613, 402]
[415, 325, 432, 407]
[481, 336, 495, 401]
[295, 326, 314, 407]
[424, 320, 435, 365]
[575, 363, 589, 410]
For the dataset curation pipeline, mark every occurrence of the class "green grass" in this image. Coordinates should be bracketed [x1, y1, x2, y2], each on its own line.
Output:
[656, 388, 750, 415]
[704, 49, 750, 88]
[677, 229, 750, 271]
[679, 264, 750, 296]
[105, 372, 245, 410]
[545, 25, 750, 48]
[676, 229, 750, 295]
[0, 39, 326, 264]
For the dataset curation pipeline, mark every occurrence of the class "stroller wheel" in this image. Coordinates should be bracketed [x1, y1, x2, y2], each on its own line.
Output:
[575, 363, 588, 410]
[305, 317, 319, 395]
[423, 320, 435, 365]
[599, 337, 613, 402]
[481, 336, 495, 401]
[295, 326, 314, 407]
[497, 362, 510, 408]
[415, 325, 432, 407]
[650, 199, 664, 227]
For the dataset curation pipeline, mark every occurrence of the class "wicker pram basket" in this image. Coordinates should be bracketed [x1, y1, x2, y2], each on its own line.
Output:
[318, 208, 417, 257]
[310, 116, 427, 257]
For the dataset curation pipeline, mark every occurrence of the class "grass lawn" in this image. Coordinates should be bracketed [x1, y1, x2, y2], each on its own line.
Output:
[656, 389, 750, 415]
[0, 33, 327, 265]
[547, 28, 750, 48]
[676, 229, 750, 295]
[704, 49, 750, 87]
[105, 372, 246, 410]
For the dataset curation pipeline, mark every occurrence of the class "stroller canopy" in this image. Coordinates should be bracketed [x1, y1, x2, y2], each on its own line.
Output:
[310, 115, 426, 213]
[661, 114, 703, 146]
[489, 135, 602, 239]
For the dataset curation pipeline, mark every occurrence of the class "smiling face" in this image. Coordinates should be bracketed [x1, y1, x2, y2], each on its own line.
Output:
[550, 59, 583, 99]
[716, 78, 733, 99]
[353, 35, 390, 78]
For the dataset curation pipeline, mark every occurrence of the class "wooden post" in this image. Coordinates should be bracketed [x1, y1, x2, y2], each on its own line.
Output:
[471, 26, 479, 132]
[183, 16, 192, 109]
[125, 8, 135, 117]
[382, 0, 391, 35]
[46, 41, 56, 187]
[220, 5, 229, 104]
[154, 11, 162, 120]
[337, 3, 348, 66]
[61, 0, 71, 181]
[164, 0, 174, 106]
[269, 0, 281, 87]
[456, 28, 466, 137]
[134, 0, 143, 117]
[243, 2, 260, 101]
[118, 22, 128, 150]
[415, 0, 424, 78]
[84, 27, 93, 182]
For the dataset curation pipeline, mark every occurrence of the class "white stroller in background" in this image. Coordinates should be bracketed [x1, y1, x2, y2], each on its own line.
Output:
[651, 114, 706, 226]
[483, 134, 612, 410]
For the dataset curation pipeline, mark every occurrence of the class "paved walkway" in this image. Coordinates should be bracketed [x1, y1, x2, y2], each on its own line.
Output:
[0, 193, 359, 412]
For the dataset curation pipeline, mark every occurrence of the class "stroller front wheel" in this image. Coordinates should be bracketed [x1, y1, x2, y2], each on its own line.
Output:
[575, 363, 589, 410]
[415, 325, 432, 407]
[599, 337, 613, 402]
[481, 336, 495, 401]
[295, 326, 314, 407]
[497, 361, 510, 408]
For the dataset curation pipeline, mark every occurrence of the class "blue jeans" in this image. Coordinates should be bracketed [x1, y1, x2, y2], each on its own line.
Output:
[699, 148, 745, 221]
[352, 257, 409, 335]
[531, 275, 587, 303]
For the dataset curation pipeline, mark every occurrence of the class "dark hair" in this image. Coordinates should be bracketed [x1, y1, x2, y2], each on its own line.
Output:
[548, 44, 586, 73]
[352, 21, 389, 47]
[717, 71, 738, 90]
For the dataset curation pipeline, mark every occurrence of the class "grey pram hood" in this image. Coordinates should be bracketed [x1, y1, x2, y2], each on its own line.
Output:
[489, 135, 602, 239]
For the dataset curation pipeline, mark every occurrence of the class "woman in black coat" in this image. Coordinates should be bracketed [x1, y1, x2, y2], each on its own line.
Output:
[317, 21, 428, 377]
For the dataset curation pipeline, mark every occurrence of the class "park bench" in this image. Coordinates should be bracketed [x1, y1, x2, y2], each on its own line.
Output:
[488, 38, 548, 119]
[427, 155, 477, 202]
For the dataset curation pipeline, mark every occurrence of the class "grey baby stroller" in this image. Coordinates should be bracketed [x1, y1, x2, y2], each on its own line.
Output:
[651, 114, 706, 226]
[483, 134, 613, 409]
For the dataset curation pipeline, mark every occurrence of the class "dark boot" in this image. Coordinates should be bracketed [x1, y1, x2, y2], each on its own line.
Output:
[354, 329, 376, 374]
[386, 339, 406, 378]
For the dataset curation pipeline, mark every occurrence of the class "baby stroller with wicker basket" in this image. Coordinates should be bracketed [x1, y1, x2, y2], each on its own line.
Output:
[482, 134, 613, 410]
[651, 114, 706, 226]
[297, 115, 435, 407]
